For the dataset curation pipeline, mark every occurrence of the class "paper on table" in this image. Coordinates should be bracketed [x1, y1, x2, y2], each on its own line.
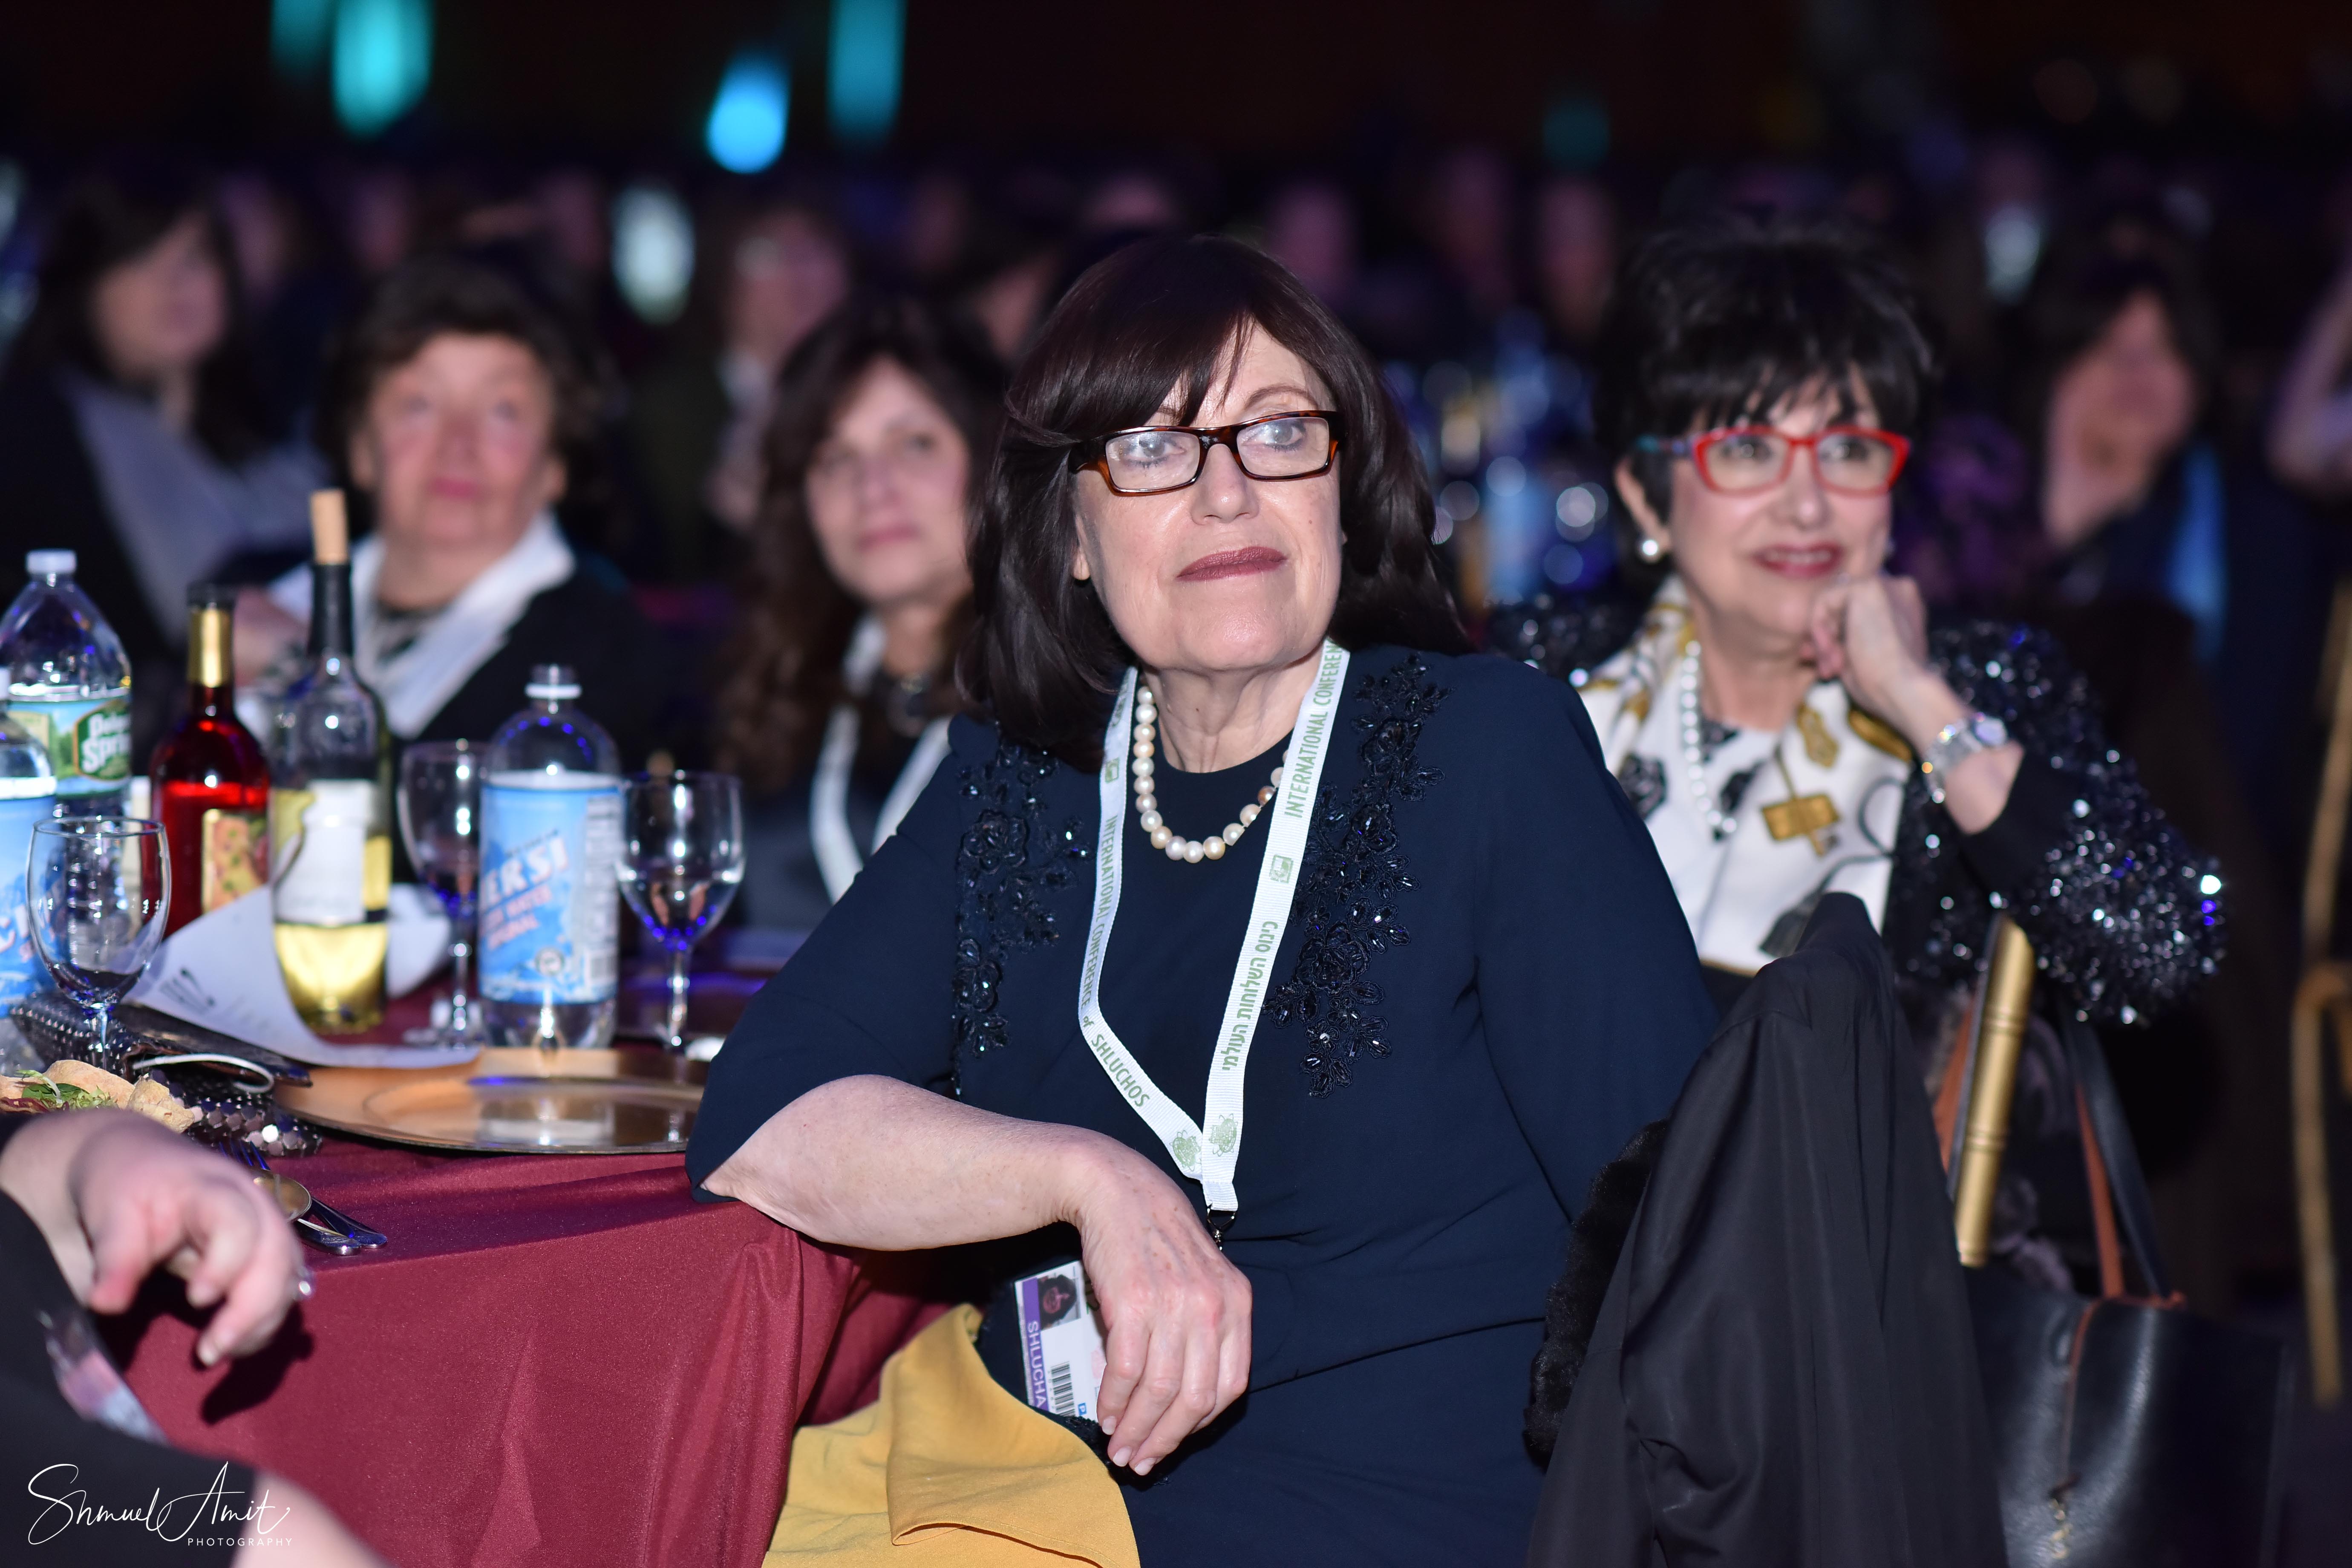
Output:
[128, 888, 477, 1069]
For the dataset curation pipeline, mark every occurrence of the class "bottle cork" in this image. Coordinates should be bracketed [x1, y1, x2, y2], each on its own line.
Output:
[309, 490, 349, 565]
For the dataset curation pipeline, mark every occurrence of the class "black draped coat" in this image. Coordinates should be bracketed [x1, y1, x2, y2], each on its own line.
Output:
[1527, 893, 2006, 1568]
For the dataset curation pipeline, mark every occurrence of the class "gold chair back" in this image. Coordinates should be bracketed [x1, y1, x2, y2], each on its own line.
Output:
[2289, 579, 2352, 1406]
[1953, 917, 2038, 1266]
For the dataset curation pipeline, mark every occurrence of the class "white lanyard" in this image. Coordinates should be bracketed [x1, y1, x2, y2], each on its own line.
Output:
[812, 616, 953, 903]
[1077, 640, 1350, 1237]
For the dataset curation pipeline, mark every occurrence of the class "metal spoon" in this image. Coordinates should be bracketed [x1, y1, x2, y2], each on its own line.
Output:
[224, 1138, 387, 1250]
[251, 1170, 368, 1256]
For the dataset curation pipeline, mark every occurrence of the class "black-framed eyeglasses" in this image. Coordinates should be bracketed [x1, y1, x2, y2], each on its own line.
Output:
[1072, 410, 1341, 496]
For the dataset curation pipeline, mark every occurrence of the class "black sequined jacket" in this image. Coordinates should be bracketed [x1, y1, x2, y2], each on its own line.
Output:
[1488, 594, 2225, 1028]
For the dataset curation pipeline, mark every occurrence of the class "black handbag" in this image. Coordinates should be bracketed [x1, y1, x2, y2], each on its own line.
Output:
[1967, 1017, 2295, 1567]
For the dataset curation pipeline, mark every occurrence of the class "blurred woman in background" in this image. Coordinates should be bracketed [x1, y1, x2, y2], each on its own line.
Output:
[0, 160, 321, 754]
[628, 196, 854, 581]
[243, 251, 667, 766]
[714, 295, 1003, 930]
[2018, 233, 2332, 857]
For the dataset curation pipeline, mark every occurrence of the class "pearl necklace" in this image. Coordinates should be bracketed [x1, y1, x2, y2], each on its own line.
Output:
[1130, 685, 1283, 864]
[1677, 642, 1736, 840]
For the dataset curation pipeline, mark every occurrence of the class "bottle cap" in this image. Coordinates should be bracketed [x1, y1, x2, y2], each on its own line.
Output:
[25, 550, 75, 577]
[309, 491, 349, 565]
[187, 582, 234, 610]
[525, 663, 582, 701]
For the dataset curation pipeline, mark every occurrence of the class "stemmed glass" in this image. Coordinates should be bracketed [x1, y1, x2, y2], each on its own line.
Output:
[28, 819, 169, 1054]
[397, 741, 486, 1046]
[618, 772, 746, 1054]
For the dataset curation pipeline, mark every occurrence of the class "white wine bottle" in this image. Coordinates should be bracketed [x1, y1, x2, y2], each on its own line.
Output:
[268, 491, 391, 1033]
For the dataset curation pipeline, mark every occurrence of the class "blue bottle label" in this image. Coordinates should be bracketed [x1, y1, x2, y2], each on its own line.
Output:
[478, 775, 622, 1006]
[0, 792, 55, 1001]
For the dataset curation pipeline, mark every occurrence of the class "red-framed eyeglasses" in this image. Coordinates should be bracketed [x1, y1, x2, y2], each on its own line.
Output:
[1633, 425, 1912, 496]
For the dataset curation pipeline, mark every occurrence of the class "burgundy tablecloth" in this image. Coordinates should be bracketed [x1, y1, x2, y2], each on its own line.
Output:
[113, 1138, 939, 1568]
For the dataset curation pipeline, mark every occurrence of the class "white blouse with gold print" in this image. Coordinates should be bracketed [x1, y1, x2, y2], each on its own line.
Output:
[1574, 577, 1915, 974]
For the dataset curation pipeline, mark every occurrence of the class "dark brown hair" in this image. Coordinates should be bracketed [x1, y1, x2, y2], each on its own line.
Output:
[2016, 223, 2218, 464]
[960, 234, 1467, 768]
[315, 249, 605, 484]
[715, 294, 1006, 793]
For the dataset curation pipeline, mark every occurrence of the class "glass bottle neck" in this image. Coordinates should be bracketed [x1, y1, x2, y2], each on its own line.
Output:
[309, 562, 355, 665]
[187, 604, 234, 713]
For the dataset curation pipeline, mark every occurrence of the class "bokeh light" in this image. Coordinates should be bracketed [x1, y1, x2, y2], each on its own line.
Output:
[612, 183, 696, 325]
[829, 0, 904, 147]
[332, 0, 432, 137]
[708, 52, 790, 173]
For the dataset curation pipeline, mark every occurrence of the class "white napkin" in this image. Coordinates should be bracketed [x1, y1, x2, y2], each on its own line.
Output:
[129, 888, 476, 1068]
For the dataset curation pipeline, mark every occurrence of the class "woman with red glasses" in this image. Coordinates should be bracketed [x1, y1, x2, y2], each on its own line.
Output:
[1493, 219, 2221, 1127]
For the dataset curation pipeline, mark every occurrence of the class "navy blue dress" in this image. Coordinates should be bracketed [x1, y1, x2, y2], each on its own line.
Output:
[688, 644, 1716, 1565]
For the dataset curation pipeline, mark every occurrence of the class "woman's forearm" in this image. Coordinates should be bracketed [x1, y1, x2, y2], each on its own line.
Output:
[2269, 262, 2352, 493]
[712, 1074, 1255, 1475]
[1874, 668, 2021, 836]
[703, 1074, 1111, 1249]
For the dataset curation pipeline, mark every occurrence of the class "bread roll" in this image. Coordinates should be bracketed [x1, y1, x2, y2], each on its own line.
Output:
[47, 1059, 134, 1106]
[127, 1076, 200, 1133]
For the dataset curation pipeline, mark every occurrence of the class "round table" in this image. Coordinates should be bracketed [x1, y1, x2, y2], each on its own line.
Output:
[112, 973, 943, 1567]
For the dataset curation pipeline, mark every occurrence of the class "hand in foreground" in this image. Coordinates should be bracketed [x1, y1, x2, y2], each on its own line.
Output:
[0, 1110, 306, 1366]
[1068, 1139, 1251, 1476]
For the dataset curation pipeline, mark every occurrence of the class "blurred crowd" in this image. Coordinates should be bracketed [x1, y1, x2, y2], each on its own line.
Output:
[5, 130, 2352, 1308]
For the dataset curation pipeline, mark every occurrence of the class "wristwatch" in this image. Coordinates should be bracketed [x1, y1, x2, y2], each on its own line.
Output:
[1920, 712, 2009, 805]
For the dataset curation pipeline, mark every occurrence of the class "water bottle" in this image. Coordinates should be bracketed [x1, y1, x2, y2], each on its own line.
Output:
[0, 551, 132, 816]
[478, 664, 623, 1049]
[0, 712, 55, 1004]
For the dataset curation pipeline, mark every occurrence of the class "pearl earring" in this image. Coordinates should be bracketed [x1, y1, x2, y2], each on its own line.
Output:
[1637, 535, 1668, 563]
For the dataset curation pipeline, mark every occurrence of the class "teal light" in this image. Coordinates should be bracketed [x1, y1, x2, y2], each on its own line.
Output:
[827, 0, 904, 147]
[272, 0, 335, 80]
[333, 0, 432, 137]
[707, 52, 790, 173]
[1542, 93, 1610, 170]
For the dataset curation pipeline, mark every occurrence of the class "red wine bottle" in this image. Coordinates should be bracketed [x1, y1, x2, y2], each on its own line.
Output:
[151, 583, 269, 934]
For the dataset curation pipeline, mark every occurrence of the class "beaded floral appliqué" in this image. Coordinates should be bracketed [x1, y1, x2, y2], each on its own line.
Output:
[1270, 656, 1448, 1095]
[951, 742, 1087, 1092]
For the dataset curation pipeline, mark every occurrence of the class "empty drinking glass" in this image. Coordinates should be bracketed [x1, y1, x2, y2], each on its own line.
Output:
[618, 772, 746, 1053]
[28, 818, 169, 1052]
[397, 740, 485, 1046]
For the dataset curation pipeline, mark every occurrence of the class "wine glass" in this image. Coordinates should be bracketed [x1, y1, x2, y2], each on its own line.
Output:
[28, 819, 169, 1053]
[618, 772, 746, 1054]
[397, 740, 485, 1046]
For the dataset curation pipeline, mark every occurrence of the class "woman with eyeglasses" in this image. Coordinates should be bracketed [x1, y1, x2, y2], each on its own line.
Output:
[688, 236, 1716, 1562]
[713, 294, 1003, 931]
[1493, 221, 2221, 1251]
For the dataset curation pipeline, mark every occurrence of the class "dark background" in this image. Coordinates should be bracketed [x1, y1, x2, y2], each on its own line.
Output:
[4, 0, 2349, 161]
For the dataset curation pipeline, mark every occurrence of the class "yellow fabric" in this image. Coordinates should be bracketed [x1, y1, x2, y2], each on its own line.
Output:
[769, 1304, 1141, 1568]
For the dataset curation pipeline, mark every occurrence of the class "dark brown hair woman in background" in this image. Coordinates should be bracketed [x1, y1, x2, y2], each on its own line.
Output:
[714, 294, 1005, 929]
[0, 159, 319, 758]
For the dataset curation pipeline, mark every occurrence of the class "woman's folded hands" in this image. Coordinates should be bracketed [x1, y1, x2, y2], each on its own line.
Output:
[708, 1075, 1253, 1475]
